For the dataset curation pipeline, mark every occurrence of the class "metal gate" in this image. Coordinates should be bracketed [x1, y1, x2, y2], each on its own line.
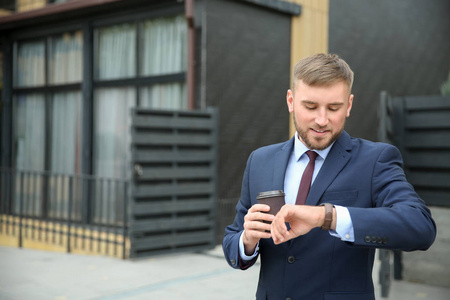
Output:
[129, 108, 218, 258]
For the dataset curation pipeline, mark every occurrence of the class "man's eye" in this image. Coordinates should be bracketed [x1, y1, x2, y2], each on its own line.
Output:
[329, 106, 340, 111]
[305, 106, 316, 110]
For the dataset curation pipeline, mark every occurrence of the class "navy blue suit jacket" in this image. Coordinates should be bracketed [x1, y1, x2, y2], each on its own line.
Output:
[223, 131, 436, 300]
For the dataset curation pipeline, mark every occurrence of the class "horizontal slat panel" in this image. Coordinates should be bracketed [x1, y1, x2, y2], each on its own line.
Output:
[138, 166, 213, 180]
[405, 112, 450, 129]
[404, 132, 450, 149]
[132, 200, 212, 215]
[131, 216, 213, 232]
[380, 96, 450, 207]
[404, 152, 450, 168]
[133, 132, 213, 146]
[132, 244, 213, 258]
[133, 183, 214, 197]
[132, 150, 214, 163]
[133, 108, 214, 119]
[403, 96, 450, 110]
[133, 231, 213, 251]
[132, 115, 214, 130]
[415, 190, 450, 207]
[406, 171, 450, 189]
[130, 108, 217, 256]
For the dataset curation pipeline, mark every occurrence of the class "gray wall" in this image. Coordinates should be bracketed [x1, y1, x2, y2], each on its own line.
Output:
[329, 0, 450, 141]
[202, 0, 292, 200]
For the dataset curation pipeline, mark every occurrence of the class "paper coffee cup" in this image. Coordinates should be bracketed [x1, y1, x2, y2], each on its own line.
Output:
[256, 190, 285, 216]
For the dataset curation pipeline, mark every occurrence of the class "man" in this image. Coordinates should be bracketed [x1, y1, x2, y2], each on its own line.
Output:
[222, 53, 436, 300]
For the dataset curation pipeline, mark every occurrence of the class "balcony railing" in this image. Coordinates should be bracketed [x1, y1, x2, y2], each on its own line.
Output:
[0, 168, 129, 258]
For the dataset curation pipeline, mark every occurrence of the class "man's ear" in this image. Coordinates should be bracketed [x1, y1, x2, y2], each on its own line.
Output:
[287, 89, 294, 113]
[346, 94, 354, 117]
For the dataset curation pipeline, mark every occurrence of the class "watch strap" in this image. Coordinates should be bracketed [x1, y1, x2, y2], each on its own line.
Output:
[320, 203, 333, 231]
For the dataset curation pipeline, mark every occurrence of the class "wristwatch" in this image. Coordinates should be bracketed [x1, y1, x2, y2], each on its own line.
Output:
[320, 203, 333, 230]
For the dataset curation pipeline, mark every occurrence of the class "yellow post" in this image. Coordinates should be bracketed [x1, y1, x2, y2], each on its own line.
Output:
[286, 0, 329, 137]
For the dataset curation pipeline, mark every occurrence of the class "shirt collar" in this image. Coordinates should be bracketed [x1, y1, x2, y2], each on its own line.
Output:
[294, 132, 334, 162]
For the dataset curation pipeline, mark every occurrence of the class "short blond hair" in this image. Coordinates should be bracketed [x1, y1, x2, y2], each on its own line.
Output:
[292, 53, 354, 93]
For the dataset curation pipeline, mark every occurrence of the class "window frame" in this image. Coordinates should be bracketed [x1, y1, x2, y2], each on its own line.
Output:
[92, 6, 187, 107]
[11, 28, 84, 173]
[7, 4, 187, 175]
[1, 2, 189, 221]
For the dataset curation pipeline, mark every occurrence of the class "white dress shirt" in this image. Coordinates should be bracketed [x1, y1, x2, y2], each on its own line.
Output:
[239, 133, 355, 260]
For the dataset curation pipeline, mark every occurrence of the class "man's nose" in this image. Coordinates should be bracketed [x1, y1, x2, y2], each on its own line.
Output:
[315, 111, 328, 127]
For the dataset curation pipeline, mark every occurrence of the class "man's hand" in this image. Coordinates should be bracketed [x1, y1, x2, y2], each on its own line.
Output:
[271, 204, 326, 245]
[242, 204, 274, 255]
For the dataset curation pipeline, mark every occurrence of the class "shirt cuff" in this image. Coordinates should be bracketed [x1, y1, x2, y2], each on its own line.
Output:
[329, 205, 355, 242]
[239, 231, 259, 261]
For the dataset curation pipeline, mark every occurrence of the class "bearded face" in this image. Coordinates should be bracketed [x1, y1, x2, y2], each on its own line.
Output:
[287, 80, 353, 150]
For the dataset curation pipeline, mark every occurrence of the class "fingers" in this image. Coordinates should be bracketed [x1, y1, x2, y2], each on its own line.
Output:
[243, 204, 274, 245]
[245, 204, 273, 224]
[271, 205, 320, 244]
[248, 204, 271, 214]
[271, 224, 293, 244]
[244, 220, 270, 239]
[271, 210, 290, 244]
[244, 209, 273, 233]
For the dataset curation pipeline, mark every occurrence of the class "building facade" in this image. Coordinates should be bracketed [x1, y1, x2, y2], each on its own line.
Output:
[0, 0, 309, 257]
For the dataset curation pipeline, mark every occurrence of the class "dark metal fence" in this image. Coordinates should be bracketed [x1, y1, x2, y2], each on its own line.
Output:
[0, 168, 129, 258]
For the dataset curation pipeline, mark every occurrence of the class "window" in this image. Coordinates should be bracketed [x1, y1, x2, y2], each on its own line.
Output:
[139, 15, 187, 110]
[140, 16, 187, 76]
[96, 23, 136, 80]
[93, 14, 187, 180]
[94, 87, 135, 179]
[49, 31, 83, 85]
[11, 15, 187, 180]
[7, 12, 188, 221]
[15, 40, 45, 87]
[14, 31, 83, 173]
[13, 31, 83, 217]
[14, 94, 46, 171]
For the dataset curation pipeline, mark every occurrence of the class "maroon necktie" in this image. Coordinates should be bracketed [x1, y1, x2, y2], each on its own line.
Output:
[296, 150, 318, 205]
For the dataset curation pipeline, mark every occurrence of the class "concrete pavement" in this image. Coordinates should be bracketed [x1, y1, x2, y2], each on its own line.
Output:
[1, 245, 449, 300]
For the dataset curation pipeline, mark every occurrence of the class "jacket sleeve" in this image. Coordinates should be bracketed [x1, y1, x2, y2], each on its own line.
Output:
[222, 151, 259, 270]
[349, 144, 436, 251]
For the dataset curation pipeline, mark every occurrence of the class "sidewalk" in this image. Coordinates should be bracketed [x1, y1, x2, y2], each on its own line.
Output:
[1, 245, 449, 300]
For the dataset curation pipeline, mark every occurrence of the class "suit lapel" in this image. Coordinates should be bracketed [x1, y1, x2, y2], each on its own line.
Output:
[272, 137, 295, 191]
[306, 131, 353, 206]
[273, 138, 294, 248]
